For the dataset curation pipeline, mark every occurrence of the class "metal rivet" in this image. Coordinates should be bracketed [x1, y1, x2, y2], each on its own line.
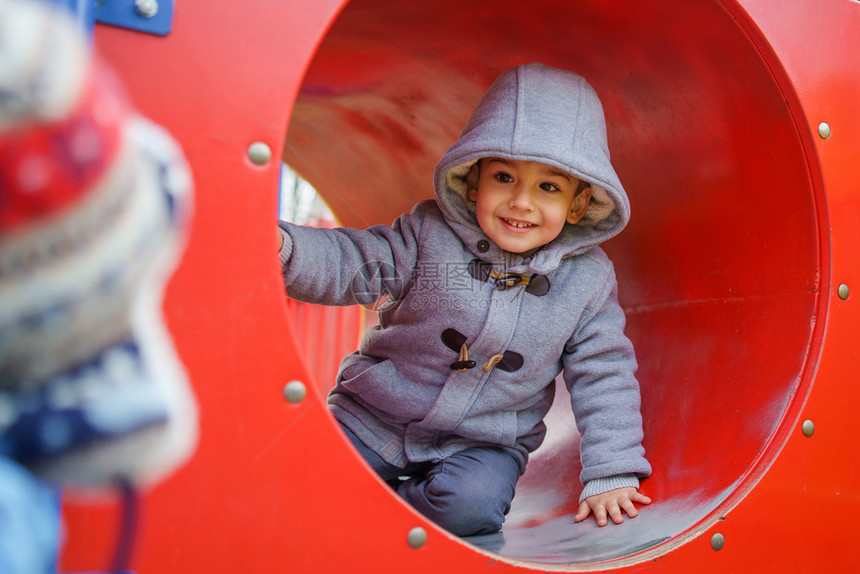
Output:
[134, 0, 159, 18]
[838, 284, 850, 300]
[818, 122, 831, 139]
[407, 527, 427, 549]
[247, 142, 272, 166]
[802, 419, 815, 437]
[710, 532, 725, 551]
[282, 381, 307, 404]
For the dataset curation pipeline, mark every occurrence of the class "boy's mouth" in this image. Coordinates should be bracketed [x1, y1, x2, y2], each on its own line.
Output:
[501, 217, 536, 231]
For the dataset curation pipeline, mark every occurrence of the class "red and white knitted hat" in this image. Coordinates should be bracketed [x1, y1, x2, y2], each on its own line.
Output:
[0, 0, 197, 489]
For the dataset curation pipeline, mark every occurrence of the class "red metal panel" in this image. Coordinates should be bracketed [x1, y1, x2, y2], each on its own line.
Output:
[59, 0, 860, 572]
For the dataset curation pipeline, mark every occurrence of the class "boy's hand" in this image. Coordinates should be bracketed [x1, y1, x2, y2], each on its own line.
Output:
[574, 487, 651, 527]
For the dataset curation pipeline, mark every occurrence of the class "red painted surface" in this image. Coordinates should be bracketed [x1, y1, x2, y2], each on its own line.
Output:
[60, 0, 859, 571]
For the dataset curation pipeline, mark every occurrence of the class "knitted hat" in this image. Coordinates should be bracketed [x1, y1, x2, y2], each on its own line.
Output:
[0, 0, 197, 489]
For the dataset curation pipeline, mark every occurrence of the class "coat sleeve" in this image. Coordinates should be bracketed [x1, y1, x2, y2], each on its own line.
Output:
[279, 205, 424, 307]
[562, 260, 651, 486]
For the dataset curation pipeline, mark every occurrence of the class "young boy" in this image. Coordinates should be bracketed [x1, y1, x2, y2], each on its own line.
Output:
[278, 62, 651, 536]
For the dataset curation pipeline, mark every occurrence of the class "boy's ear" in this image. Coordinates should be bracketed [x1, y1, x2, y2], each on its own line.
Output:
[466, 162, 480, 201]
[566, 185, 592, 225]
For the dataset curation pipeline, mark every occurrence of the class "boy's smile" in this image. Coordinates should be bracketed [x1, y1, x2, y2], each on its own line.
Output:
[467, 158, 591, 257]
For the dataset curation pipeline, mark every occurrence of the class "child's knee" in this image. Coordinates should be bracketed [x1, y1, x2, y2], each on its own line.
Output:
[401, 457, 517, 536]
[424, 476, 507, 535]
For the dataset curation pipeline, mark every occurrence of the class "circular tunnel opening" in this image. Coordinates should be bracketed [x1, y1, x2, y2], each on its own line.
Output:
[283, 0, 827, 566]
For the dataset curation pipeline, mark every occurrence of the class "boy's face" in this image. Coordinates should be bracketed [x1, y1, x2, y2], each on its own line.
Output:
[466, 158, 591, 257]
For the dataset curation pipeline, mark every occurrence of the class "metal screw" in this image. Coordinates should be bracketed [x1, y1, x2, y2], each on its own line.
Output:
[711, 532, 725, 551]
[838, 284, 850, 300]
[802, 419, 815, 437]
[407, 527, 427, 549]
[134, 0, 159, 18]
[818, 122, 831, 139]
[282, 381, 307, 404]
[247, 142, 272, 166]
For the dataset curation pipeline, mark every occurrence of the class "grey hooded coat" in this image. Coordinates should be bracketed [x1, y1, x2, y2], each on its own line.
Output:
[280, 63, 651, 499]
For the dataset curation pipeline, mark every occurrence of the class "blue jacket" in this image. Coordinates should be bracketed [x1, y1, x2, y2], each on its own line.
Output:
[280, 63, 651, 499]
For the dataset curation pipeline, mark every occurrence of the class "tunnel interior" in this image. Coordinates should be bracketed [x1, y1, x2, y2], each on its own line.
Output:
[283, 0, 827, 565]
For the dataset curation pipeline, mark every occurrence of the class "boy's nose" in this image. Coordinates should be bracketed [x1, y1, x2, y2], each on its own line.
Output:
[509, 186, 535, 211]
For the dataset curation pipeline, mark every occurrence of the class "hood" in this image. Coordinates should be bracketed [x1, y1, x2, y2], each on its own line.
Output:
[433, 63, 629, 273]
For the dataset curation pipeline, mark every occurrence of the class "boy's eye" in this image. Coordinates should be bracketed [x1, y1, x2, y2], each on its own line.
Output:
[540, 182, 560, 192]
[493, 172, 514, 183]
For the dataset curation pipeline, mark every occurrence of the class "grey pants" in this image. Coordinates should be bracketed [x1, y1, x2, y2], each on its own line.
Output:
[340, 424, 522, 536]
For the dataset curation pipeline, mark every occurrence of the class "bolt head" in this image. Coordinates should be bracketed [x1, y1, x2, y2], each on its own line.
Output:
[838, 284, 850, 300]
[711, 532, 725, 551]
[818, 122, 831, 139]
[282, 381, 307, 404]
[134, 0, 159, 18]
[802, 419, 815, 437]
[248, 141, 272, 166]
[407, 527, 428, 549]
